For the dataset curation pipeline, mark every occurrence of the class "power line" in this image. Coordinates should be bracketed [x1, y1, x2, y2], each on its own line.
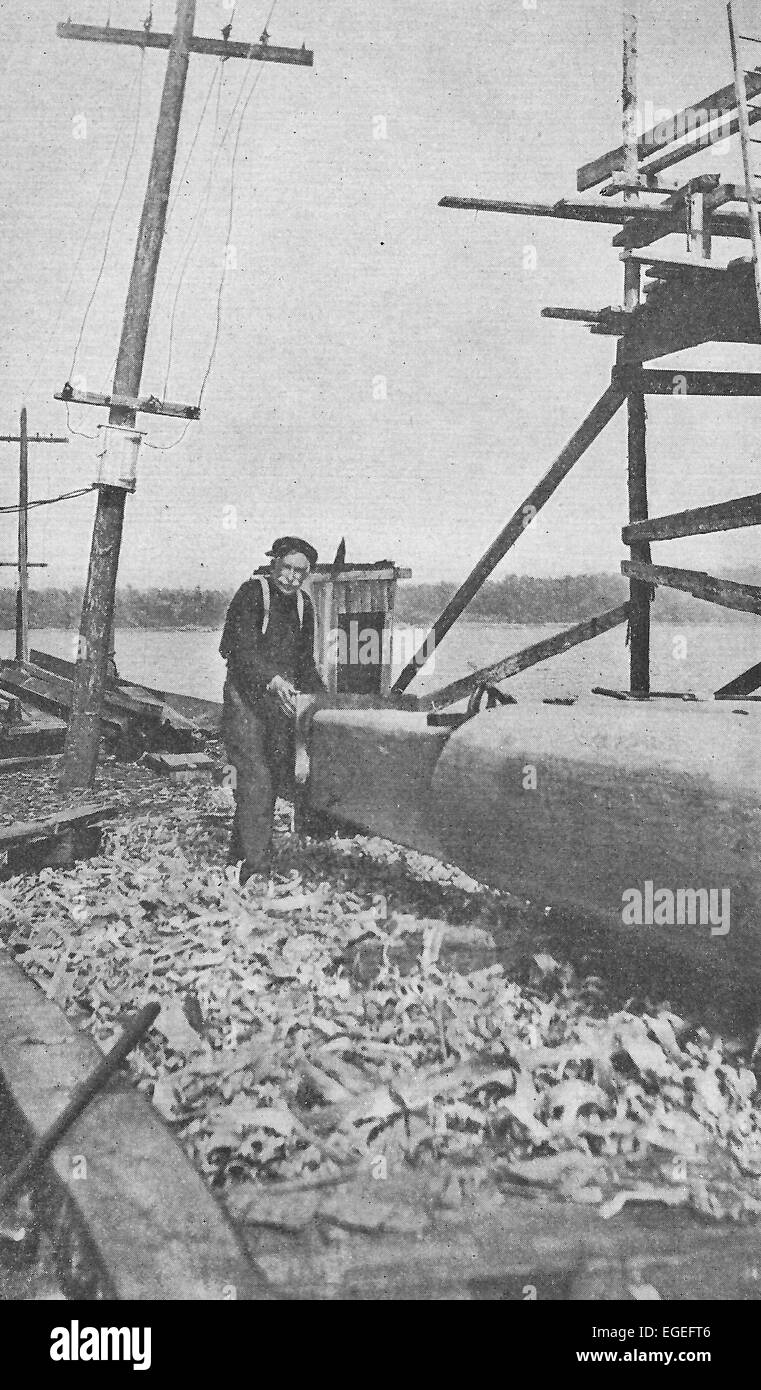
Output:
[0, 487, 94, 515]
[145, 4, 280, 452]
[67, 46, 147, 385]
[98, 57, 226, 397]
[161, 64, 226, 398]
[21, 57, 145, 404]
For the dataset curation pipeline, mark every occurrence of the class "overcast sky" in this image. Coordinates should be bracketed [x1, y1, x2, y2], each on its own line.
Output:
[1, 0, 761, 591]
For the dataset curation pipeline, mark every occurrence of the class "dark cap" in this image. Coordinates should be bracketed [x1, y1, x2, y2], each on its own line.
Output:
[267, 536, 318, 569]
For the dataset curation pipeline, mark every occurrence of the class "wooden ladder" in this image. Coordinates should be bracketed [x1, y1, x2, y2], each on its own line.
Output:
[728, 1, 761, 327]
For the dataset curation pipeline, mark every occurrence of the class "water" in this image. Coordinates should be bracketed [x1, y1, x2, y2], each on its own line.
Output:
[1, 621, 759, 703]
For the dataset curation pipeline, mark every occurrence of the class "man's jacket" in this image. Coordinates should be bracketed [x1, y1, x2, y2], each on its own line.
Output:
[220, 576, 326, 708]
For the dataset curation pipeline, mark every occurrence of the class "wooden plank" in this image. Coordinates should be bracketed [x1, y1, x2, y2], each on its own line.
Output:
[29, 651, 164, 721]
[419, 606, 631, 712]
[57, 21, 314, 66]
[622, 248, 747, 273]
[438, 196, 751, 240]
[0, 664, 128, 737]
[0, 754, 62, 775]
[614, 367, 761, 395]
[621, 561, 761, 615]
[577, 69, 761, 190]
[600, 171, 685, 195]
[715, 660, 761, 699]
[0, 804, 117, 849]
[541, 306, 622, 324]
[623, 493, 761, 543]
[0, 954, 265, 1300]
[143, 751, 215, 775]
[391, 384, 627, 693]
[592, 687, 700, 702]
[640, 104, 760, 180]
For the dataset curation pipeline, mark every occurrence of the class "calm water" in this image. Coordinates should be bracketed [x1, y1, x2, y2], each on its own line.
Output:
[1, 621, 759, 703]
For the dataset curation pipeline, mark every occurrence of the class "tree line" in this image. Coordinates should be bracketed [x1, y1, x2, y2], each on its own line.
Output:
[0, 574, 753, 630]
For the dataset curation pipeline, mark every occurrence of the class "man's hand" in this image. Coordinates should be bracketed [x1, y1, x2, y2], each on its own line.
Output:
[266, 675, 297, 718]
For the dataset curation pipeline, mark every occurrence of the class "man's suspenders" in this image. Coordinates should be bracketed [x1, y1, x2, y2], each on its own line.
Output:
[256, 575, 304, 634]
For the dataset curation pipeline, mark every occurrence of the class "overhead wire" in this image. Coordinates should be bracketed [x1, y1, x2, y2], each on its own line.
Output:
[98, 55, 227, 398]
[193, 0, 283, 408]
[62, 0, 281, 456]
[145, 0, 281, 451]
[161, 64, 226, 399]
[0, 487, 94, 515]
[67, 45, 147, 389]
[21, 56, 144, 404]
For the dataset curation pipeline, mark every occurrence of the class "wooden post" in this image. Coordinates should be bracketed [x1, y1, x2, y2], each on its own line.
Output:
[622, 10, 651, 697]
[16, 408, 29, 663]
[729, 0, 761, 326]
[60, 1, 197, 791]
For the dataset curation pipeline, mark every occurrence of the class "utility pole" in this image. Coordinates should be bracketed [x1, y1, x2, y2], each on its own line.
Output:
[0, 411, 67, 662]
[58, 5, 313, 790]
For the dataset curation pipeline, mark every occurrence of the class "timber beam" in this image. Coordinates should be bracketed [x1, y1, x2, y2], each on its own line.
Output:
[715, 660, 761, 699]
[577, 68, 761, 190]
[420, 605, 631, 711]
[623, 494, 761, 544]
[438, 196, 751, 242]
[613, 367, 761, 395]
[57, 21, 313, 66]
[391, 383, 626, 693]
[621, 561, 761, 616]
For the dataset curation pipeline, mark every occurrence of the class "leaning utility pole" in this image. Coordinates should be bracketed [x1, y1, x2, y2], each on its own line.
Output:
[58, 4, 313, 790]
[0, 410, 66, 661]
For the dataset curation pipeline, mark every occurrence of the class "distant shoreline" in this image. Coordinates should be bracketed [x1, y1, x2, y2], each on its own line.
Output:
[0, 615, 756, 634]
[1, 574, 758, 630]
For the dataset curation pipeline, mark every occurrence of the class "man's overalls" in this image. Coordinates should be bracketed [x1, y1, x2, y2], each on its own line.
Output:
[219, 575, 326, 872]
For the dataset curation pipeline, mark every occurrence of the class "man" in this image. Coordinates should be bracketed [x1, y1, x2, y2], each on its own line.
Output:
[220, 537, 326, 881]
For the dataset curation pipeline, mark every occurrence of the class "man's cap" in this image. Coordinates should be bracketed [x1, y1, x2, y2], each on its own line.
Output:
[267, 536, 318, 568]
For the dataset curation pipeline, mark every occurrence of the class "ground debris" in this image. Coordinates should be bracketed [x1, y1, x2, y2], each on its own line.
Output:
[1, 757, 760, 1242]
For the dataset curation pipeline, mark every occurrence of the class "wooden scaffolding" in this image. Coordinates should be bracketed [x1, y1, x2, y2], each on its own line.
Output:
[393, 4, 761, 708]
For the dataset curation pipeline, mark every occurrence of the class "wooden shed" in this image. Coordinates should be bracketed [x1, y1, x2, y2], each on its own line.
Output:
[255, 561, 410, 697]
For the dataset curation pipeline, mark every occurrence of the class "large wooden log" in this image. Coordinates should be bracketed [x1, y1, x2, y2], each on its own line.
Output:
[306, 703, 761, 1019]
[430, 704, 761, 1015]
[308, 710, 450, 856]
